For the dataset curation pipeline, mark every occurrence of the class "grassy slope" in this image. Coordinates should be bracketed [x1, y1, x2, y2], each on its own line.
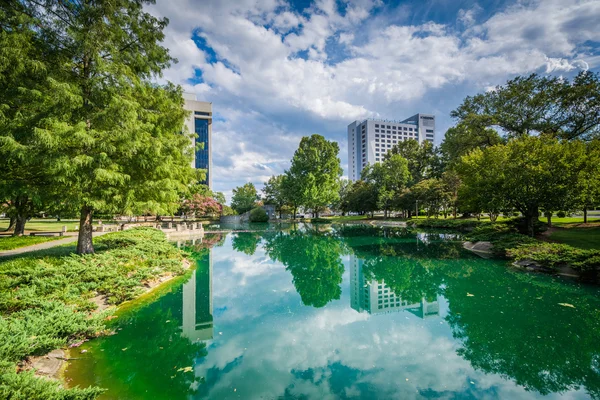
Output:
[0, 236, 63, 251]
[0, 228, 188, 399]
[548, 223, 600, 250]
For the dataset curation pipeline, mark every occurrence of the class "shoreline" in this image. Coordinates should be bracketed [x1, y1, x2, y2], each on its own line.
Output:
[30, 257, 195, 386]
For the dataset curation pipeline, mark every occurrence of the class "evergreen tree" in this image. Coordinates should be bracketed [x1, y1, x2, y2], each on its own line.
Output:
[2, 0, 196, 252]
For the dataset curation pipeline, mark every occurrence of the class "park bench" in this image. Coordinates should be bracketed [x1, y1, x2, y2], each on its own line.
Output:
[0, 232, 13, 237]
[30, 231, 64, 237]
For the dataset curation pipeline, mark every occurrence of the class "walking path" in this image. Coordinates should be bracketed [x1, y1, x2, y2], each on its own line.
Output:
[0, 232, 110, 258]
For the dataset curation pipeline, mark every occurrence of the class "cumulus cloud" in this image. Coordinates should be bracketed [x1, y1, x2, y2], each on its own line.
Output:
[146, 0, 599, 199]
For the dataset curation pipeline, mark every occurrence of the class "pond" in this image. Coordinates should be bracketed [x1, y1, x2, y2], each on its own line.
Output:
[65, 225, 600, 399]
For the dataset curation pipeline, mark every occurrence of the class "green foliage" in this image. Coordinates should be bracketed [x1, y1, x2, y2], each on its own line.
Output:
[508, 243, 600, 271]
[0, 228, 187, 397]
[362, 154, 410, 217]
[386, 139, 441, 185]
[556, 211, 567, 218]
[407, 218, 483, 230]
[440, 123, 503, 165]
[249, 207, 269, 223]
[458, 136, 585, 236]
[263, 175, 288, 218]
[263, 231, 345, 308]
[231, 183, 259, 215]
[451, 72, 600, 140]
[345, 180, 378, 215]
[232, 232, 262, 255]
[286, 134, 342, 216]
[0, 235, 62, 251]
[0, 1, 196, 251]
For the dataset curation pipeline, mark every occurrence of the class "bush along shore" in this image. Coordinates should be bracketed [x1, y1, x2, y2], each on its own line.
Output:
[0, 228, 190, 399]
[407, 218, 600, 278]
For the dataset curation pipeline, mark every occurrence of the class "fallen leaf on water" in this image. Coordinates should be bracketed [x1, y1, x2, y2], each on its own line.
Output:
[177, 366, 193, 373]
[122, 347, 128, 351]
[467, 293, 474, 297]
[558, 303, 575, 308]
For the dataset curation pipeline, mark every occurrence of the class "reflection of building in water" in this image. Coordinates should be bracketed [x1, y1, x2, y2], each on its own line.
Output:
[350, 256, 440, 318]
[182, 250, 213, 341]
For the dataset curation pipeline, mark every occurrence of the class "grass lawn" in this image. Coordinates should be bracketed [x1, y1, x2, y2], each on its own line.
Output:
[0, 218, 81, 232]
[543, 216, 600, 227]
[324, 215, 370, 222]
[0, 235, 63, 251]
[548, 224, 600, 250]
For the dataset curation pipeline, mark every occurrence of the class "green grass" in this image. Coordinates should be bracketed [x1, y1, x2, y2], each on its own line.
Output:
[549, 225, 600, 250]
[542, 217, 600, 227]
[0, 228, 188, 399]
[0, 218, 81, 232]
[323, 215, 370, 222]
[0, 236, 63, 251]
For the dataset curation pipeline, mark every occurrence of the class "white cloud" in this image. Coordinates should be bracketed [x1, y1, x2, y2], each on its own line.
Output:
[147, 0, 599, 197]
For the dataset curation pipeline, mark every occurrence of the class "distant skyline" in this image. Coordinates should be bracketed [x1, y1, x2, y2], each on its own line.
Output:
[147, 0, 600, 201]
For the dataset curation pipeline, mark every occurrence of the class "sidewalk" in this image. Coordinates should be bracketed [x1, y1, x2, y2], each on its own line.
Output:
[0, 232, 109, 258]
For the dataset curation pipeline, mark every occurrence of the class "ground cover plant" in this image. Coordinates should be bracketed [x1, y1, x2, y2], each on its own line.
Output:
[0, 228, 187, 399]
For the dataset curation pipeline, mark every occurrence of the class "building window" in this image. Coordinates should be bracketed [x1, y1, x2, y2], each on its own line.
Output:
[375, 129, 379, 133]
[375, 124, 379, 128]
[194, 118, 210, 185]
[426, 129, 434, 133]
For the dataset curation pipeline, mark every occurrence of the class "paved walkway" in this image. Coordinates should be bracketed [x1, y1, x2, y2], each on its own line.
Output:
[0, 232, 109, 258]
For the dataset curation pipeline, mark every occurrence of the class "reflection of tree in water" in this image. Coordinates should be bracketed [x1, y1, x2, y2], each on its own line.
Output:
[263, 231, 345, 308]
[96, 287, 208, 398]
[232, 232, 261, 256]
[336, 225, 600, 398]
[443, 266, 600, 398]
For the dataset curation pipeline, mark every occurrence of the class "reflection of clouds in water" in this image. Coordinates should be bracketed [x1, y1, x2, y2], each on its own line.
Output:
[197, 238, 591, 400]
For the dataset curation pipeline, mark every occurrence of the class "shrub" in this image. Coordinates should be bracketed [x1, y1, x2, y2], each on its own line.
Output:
[0, 227, 187, 398]
[557, 211, 566, 218]
[508, 243, 600, 271]
[249, 207, 269, 222]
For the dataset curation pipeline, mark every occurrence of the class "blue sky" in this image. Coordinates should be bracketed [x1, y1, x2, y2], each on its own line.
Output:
[148, 0, 600, 201]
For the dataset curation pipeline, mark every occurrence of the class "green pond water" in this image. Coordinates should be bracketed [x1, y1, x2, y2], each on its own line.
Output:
[65, 225, 600, 399]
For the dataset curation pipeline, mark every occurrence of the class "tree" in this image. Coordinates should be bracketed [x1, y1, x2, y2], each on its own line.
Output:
[451, 72, 600, 140]
[287, 134, 342, 217]
[440, 123, 503, 166]
[335, 179, 352, 216]
[1, 1, 197, 251]
[0, 3, 57, 235]
[411, 179, 450, 219]
[231, 183, 259, 215]
[180, 194, 222, 218]
[458, 137, 582, 235]
[362, 154, 410, 218]
[346, 180, 378, 217]
[263, 175, 287, 218]
[574, 139, 600, 223]
[386, 139, 439, 186]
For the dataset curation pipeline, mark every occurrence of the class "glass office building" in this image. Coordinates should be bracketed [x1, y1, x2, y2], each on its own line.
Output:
[183, 94, 212, 188]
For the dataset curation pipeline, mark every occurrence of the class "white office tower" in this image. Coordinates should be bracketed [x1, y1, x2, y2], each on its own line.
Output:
[347, 113, 435, 181]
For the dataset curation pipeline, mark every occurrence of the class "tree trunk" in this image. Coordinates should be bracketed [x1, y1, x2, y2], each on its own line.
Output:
[547, 214, 552, 228]
[4, 216, 16, 232]
[525, 207, 538, 237]
[77, 206, 94, 254]
[584, 207, 588, 224]
[13, 214, 26, 236]
[293, 206, 297, 220]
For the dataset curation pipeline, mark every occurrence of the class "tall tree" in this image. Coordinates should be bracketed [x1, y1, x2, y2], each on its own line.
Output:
[458, 137, 582, 235]
[287, 134, 342, 218]
[2, 0, 196, 252]
[362, 154, 410, 218]
[231, 183, 259, 215]
[452, 72, 600, 140]
[263, 175, 288, 219]
[386, 139, 438, 186]
[440, 123, 503, 166]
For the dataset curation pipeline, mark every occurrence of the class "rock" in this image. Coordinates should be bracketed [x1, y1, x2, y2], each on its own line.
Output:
[463, 241, 494, 258]
[31, 349, 65, 378]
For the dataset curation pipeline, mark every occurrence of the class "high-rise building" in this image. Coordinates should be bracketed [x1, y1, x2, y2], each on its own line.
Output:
[347, 113, 435, 181]
[183, 93, 213, 188]
[350, 255, 440, 318]
[182, 249, 213, 342]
